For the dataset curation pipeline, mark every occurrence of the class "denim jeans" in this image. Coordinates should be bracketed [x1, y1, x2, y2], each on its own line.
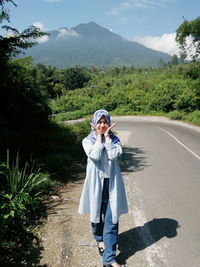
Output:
[91, 178, 119, 265]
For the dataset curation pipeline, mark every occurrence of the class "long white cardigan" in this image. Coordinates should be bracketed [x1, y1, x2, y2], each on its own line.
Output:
[78, 137, 128, 224]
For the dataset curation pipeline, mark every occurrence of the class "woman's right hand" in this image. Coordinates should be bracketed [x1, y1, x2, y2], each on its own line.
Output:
[90, 123, 102, 143]
[90, 123, 102, 135]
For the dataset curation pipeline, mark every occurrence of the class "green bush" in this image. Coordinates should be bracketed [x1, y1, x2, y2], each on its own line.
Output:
[52, 110, 86, 122]
[174, 88, 199, 112]
[35, 120, 90, 180]
[184, 110, 200, 126]
[62, 67, 90, 90]
[179, 62, 200, 80]
[112, 104, 134, 115]
[167, 110, 185, 120]
[3, 151, 48, 197]
[0, 60, 51, 130]
[0, 151, 49, 257]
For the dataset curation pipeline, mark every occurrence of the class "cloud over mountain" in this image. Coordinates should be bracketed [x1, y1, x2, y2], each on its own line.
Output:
[57, 28, 79, 38]
[132, 33, 180, 56]
[33, 22, 49, 43]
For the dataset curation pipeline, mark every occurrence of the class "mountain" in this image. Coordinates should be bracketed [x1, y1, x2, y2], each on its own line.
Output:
[23, 22, 171, 68]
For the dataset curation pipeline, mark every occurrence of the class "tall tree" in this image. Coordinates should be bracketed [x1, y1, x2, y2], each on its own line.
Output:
[0, 0, 47, 67]
[63, 67, 90, 90]
[0, 0, 51, 133]
[176, 17, 200, 61]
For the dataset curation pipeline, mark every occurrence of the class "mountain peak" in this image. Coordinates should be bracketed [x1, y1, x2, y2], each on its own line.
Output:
[74, 21, 104, 29]
[72, 21, 113, 37]
[24, 21, 171, 68]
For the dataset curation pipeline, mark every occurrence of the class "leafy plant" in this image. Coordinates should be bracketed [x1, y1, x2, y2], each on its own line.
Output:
[3, 150, 48, 197]
[167, 110, 185, 120]
[0, 150, 49, 246]
[0, 151, 48, 228]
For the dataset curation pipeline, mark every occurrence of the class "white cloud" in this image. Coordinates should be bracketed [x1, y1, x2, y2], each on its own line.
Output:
[37, 35, 50, 43]
[107, 0, 176, 16]
[33, 22, 45, 31]
[132, 33, 180, 56]
[33, 22, 49, 43]
[57, 28, 79, 38]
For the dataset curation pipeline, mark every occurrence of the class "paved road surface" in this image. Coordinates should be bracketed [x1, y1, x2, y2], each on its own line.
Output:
[113, 117, 200, 267]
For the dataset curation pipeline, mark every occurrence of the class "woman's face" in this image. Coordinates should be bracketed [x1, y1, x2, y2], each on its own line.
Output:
[96, 115, 109, 134]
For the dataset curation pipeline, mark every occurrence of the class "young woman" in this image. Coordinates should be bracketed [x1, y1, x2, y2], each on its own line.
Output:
[78, 109, 128, 267]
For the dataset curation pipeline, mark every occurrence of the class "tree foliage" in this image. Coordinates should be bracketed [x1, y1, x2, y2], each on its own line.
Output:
[0, 0, 47, 67]
[0, 0, 51, 152]
[51, 63, 200, 126]
[62, 67, 90, 90]
[176, 17, 200, 61]
[32, 63, 65, 98]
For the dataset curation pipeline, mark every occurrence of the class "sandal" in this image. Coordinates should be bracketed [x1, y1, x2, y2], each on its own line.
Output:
[97, 242, 104, 256]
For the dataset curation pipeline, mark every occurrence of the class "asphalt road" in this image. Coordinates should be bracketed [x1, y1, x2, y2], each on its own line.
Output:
[112, 117, 200, 267]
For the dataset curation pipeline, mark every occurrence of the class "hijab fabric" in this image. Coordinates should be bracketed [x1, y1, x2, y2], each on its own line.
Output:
[87, 109, 120, 144]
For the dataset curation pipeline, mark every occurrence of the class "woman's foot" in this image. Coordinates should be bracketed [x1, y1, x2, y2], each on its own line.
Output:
[110, 263, 120, 267]
[110, 263, 122, 267]
[103, 262, 125, 267]
[97, 241, 105, 256]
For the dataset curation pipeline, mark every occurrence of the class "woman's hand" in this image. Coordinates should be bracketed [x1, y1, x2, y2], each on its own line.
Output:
[90, 122, 102, 135]
[104, 123, 116, 137]
[90, 123, 102, 144]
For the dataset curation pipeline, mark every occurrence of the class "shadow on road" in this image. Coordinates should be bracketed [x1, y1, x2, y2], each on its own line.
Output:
[116, 218, 180, 264]
[120, 146, 148, 173]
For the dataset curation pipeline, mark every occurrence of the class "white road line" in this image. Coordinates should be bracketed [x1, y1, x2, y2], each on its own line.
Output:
[159, 128, 200, 161]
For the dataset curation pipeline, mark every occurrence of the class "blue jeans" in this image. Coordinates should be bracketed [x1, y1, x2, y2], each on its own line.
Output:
[91, 178, 119, 265]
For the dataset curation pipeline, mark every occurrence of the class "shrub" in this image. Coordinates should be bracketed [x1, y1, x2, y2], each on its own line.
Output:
[174, 89, 199, 112]
[167, 110, 185, 120]
[180, 62, 200, 80]
[52, 110, 85, 122]
[0, 151, 49, 258]
[184, 110, 200, 126]
[147, 78, 187, 112]
[62, 67, 90, 90]
[3, 151, 48, 197]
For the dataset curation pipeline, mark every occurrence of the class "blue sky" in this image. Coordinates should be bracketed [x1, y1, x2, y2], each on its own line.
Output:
[3, 0, 200, 56]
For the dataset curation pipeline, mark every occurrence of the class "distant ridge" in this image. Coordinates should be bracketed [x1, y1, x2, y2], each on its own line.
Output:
[23, 22, 171, 68]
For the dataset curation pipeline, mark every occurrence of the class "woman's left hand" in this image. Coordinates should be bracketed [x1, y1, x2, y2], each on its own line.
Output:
[104, 123, 116, 137]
